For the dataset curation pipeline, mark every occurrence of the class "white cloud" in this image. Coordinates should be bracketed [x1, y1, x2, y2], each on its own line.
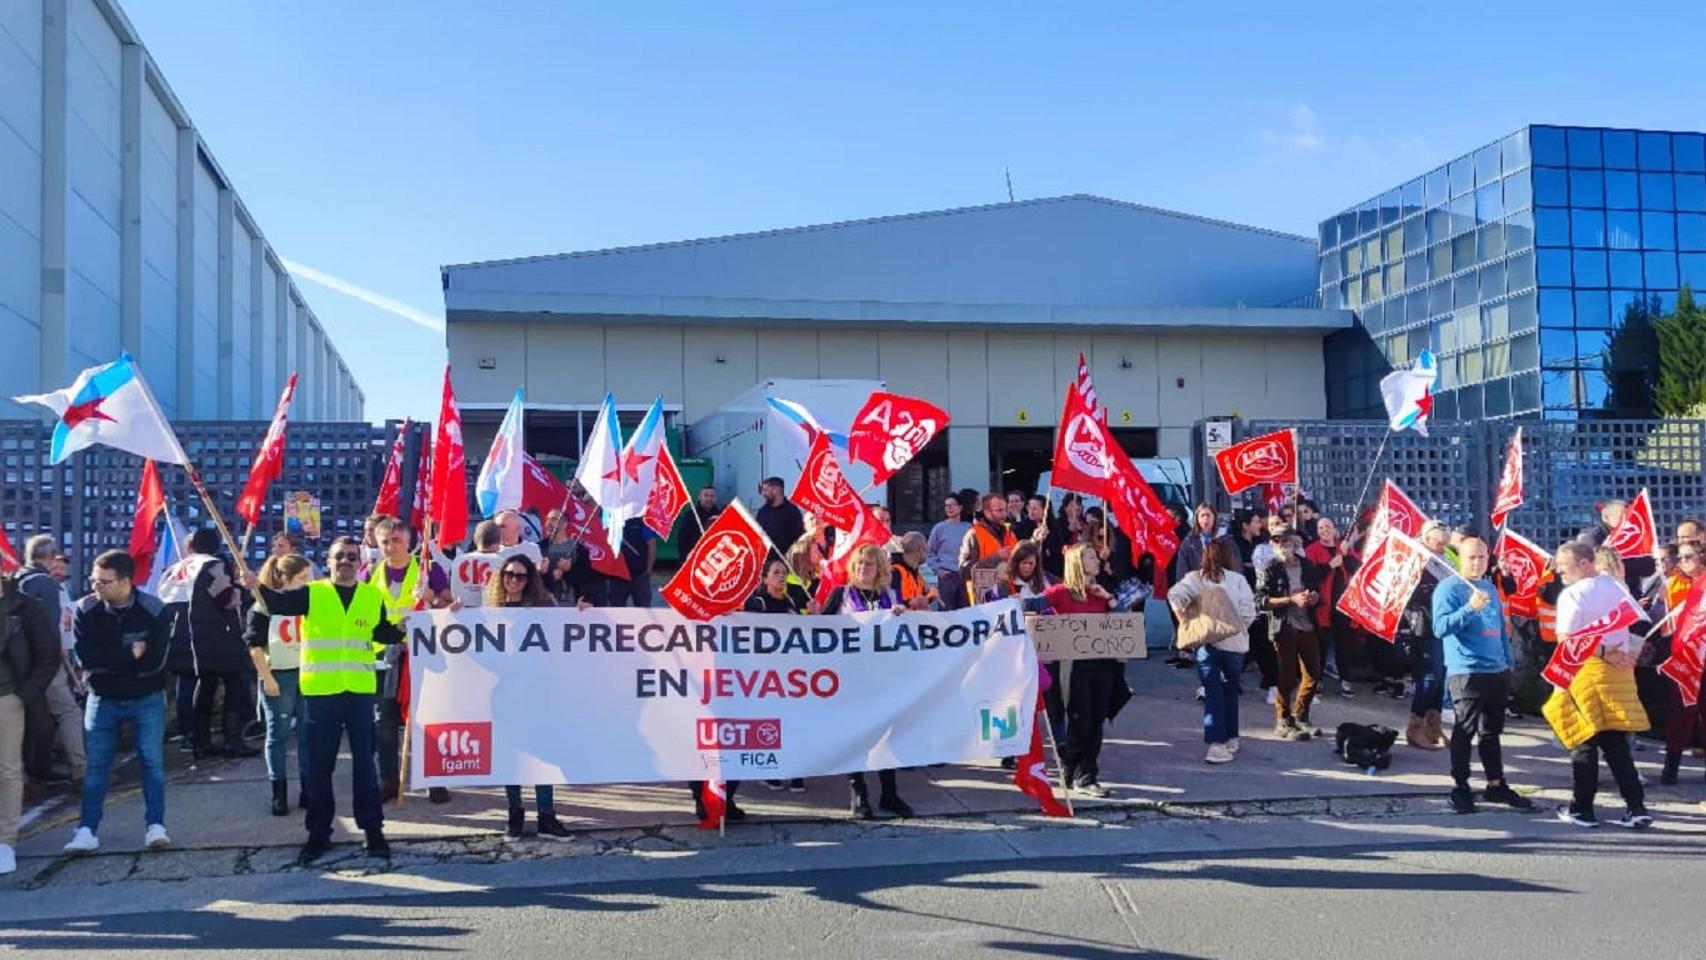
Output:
[1259, 102, 1324, 154]
[279, 257, 445, 333]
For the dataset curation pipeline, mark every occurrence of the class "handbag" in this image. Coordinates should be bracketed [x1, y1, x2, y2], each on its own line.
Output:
[1114, 578, 1150, 612]
[1175, 580, 1243, 651]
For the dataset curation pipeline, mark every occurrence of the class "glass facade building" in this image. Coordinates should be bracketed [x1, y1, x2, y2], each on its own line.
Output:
[1319, 125, 1706, 421]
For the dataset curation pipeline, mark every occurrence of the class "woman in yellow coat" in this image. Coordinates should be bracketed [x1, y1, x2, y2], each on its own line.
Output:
[1544, 543, 1652, 829]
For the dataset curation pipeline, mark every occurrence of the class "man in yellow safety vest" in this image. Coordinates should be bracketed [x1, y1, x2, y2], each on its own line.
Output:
[256, 535, 404, 866]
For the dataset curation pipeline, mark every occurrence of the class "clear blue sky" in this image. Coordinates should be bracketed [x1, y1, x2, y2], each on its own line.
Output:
[124, 0, 1704, 422]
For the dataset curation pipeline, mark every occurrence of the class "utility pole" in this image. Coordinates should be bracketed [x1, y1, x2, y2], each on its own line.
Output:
[1005, 167, 1015, 203]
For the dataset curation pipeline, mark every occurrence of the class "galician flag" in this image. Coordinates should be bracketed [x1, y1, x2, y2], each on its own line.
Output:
[1379, 349, 1438, 437]
[13, 354, 188, 465]
[612, 397, 665, 526]
[766, 394, 846, 461]
[573, 393, 625, 556]
[475, 387, 526, 518]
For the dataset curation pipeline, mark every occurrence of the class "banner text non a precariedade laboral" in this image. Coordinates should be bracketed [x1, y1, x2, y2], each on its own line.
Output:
[404, 600, 1036, 787]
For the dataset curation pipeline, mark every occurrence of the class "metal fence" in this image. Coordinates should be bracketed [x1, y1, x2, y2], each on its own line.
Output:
[0, 418, 430, 579]
[1194, 417, 1706, 548]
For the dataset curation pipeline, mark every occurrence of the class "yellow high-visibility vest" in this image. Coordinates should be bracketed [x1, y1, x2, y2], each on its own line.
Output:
[298, 580, 386, 697]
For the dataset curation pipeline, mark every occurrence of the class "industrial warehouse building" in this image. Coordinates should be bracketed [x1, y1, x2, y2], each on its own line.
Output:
[0, 0, 363, 421]
[442, 195, 1349, 524]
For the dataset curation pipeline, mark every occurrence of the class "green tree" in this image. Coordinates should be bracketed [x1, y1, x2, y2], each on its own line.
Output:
[1601, 294, 1660, 417]
[1654, 286, 1706, 417]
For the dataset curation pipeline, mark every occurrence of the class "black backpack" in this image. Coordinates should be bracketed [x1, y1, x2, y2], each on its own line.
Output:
[1335, 722, 1397, 771]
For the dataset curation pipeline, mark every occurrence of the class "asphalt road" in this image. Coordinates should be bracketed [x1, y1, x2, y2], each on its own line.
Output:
[5, 805, 1702, 958]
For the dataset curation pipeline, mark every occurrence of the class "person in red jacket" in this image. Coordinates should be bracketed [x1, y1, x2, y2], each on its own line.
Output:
[1304, 517, 1358, 698]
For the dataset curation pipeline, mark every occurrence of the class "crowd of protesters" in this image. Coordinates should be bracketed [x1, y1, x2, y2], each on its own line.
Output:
[5, 478, 1704, 875]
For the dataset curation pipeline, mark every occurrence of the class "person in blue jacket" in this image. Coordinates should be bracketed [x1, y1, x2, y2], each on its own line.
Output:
[1432, 534, 1536, 816]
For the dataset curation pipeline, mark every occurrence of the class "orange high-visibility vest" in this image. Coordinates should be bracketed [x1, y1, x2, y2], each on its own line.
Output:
[971, 522, 1017, 561]
[892, 563, 929, 604]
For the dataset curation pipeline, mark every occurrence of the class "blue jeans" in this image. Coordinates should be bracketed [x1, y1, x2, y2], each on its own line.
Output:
[1196, 646, 1245, 744]
[303, 692, 382, 842]
[505, 784, 556, 815]
[1411, 633, 1446, 714]
[81, 691, 167, 833]
[261, 669, 307, 783]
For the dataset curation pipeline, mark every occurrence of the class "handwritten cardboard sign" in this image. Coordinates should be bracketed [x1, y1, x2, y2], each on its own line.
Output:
[1026, 611, 1147, 661]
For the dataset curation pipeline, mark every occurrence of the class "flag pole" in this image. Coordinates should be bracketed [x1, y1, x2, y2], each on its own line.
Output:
[1351, 428, 1394, 527]
[1039, 707, 1073, 818]
[237, 522, 256, 566]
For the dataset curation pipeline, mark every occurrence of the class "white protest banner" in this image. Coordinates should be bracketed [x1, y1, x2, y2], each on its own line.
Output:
[405, 599, 1037, 787]
[1026, 611, 1147, 661]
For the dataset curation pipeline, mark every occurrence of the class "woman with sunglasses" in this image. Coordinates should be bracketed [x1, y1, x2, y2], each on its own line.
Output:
[1660, 542, 1705, 784]
[482, 554, 571, 840]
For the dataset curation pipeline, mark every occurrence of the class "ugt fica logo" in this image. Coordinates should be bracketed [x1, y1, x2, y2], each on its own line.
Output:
[423, 721, 492, 777]
[977, 703, 1020, 743]
[695, 718, 783, 751]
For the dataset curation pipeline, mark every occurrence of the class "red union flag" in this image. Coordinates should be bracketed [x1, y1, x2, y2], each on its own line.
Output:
[824, 499, 894, 588]
[1660, 577, 1706, 706]
[520, 453, 569, 516]
[1605, 488, 1656, 560]
[429, 366, 469, 550]
[410, 434, 432, 531]
[1367, 480, 1427, 551]
[0, 525, 18, 573]
[1050, 383, 1113, 498]
[644, 443, 691, 538]
[1490, 427, 1524, 529]
[563, 496, 630, 581]
[791, 432, 862, 530]
[1106, 441, 1178, 571]
[236, 373, 298, 525]
[846, 391, 949, 484]
[128, 459, 167, 584]
[1336, 532, 1429, 642]
[373, 417, 409, 517]
[1543, 588, 1647, 689]
[662, 500, 769, 620]
[1493, 526, 1549, 618]
[1013, 694, 1069, 817]
[1213, 429, 1297, 496]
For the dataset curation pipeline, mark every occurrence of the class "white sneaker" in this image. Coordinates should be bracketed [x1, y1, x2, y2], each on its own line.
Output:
[144, 824, 171, 850]
[1205, 744, 1234, 764]
[1226, 737, 1241, 754]
[64, 827, 99, 855]
[0, 843, 15, 875]
[1265, 687, 1277, 705]
[1195, 686, 1205, 702]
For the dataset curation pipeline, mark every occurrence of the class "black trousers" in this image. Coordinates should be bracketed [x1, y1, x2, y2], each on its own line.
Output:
[303, 692, 382, 842]
[1447, 672, 1509, 787]
[1571, 731, 1646, 817]
[193, 672, 252, 748]
[1060, 660, 1122, 785]
[374, 695, 402, 789]
[848, 770, 897, 798]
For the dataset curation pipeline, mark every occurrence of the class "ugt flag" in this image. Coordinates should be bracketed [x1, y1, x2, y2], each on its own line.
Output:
[1379, 350, 1438, 437]
[14, 354, 188, 465]
[429, 366, 469, 550]
[1490, 427, 1524, 529]
[475, 387, 526, 518]
[1544, 586, 1648, 689]
[1492, 526, 1549, 619]
[1050, 380, 1114, 500]
[373, 418, 410, 518]
[235, 373, 298, 526]
[1660, 576, 1706, 707]
[661, 500, 771, 620]
[790, 431, 862, 530]
[1605, 489, 1657, 561]
[1213, 428, 1297, 496]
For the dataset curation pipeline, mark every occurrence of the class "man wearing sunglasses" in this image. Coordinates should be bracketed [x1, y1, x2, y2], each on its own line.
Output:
[255, 536, 405, 865]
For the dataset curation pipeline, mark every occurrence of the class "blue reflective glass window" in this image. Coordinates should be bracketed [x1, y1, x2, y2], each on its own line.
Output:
[1480, 261, 1507, 300]
[1387, 296, 1406, 326]
[1451, 195, 1477, 234]
[1568, 169, 1603, 207]
[1574, 249, 1609, 287]
[1655, 290, 1680, 313]
[1454, 272, 1478, 307]
[1641, 172, 1675, 210]
[1479, 223, 1506, 262]
[1425, 167, 1449, 206]
[1679, 214, 1706, 251]
[1535, 207, 1570, 246]
[1503, 131, 1530, 172]
[1508, 250, 1536, 291]
[1403, 216, 1427, 252]
[1576, 328, 1611, 365]
[1319, 222, 1336, 248]
[1575, 289, 1612, 327]
[1639, 131, 1672, 171]
[1610, 289, 1643, 326]
[1427, 208, 1452, 244]
[1646, 251, 1679, 288]
[1458, 383, 1485, 418]
[1677, 134, 1706, 173]
[1533, 166, 1569, 206]
[1512, 333, 1539, 370]
[1337, 211, 1357, 240]
[1606, 211, 1641, 249]
[1606, 171, 1640, 209]
[1571, 209, 1606, 247]
[1359, 205, 1379, 236]
[1543, 370, 1578, 407]
[1450, 157, 1474, 196]
[1428, 280, 1453, 316]
[1681, 253, 1706, 288]
[1678, 175, 1706, 213]
[1581, 370, 1610, 409]
[1540, 289, 1575, 325]
[1510, 290, 1539, 332]
[1401, 178, 1425, 216]
[1453, 233, 1478, 272]
[1538, 249, 1573, 286]
[1531, 127, 1567, 166]
[1475, 144, 1502, 186]
[1506, 209, 1535, 251]
[1643, 211, 1676, 249]
[1541, 328, 1576, 364]
[1407, 289, 1428, 322]
[1323, 285, 1343, 309]
[1381, 189, 1401, 226]
[1431, 243, 1452, 279]
[1475, 182, 1503, 223]
[1484, 376, 1513, 417]
[1364, 302, 1386, 333]
[1504, 171, 1533, 212]
[1569, 128, 1604, 167]
[1513, 370, 1541, 411]
[1602, 130, 1636, 169]
[1609, 251, 1644, 287]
